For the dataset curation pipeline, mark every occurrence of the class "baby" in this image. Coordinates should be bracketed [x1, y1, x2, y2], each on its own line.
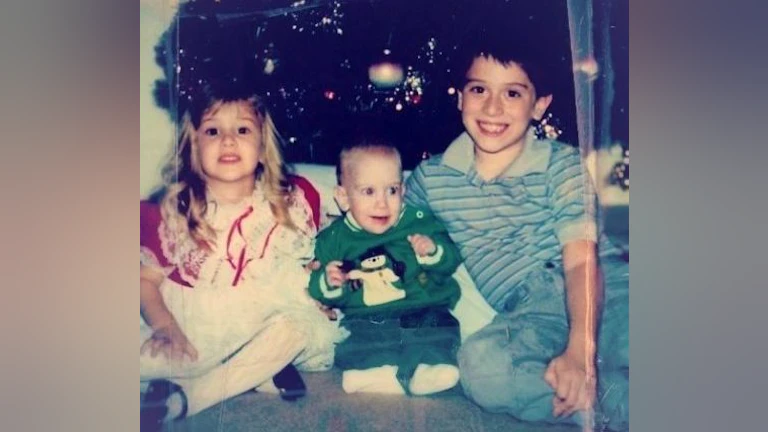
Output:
[308, 136, 463, 396]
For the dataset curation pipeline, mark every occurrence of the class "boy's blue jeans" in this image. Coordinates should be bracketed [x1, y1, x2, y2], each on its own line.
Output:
[458, 259, 629, 431]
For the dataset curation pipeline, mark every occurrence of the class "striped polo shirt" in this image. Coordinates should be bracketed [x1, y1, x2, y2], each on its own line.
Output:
[404, 130, 622, 310]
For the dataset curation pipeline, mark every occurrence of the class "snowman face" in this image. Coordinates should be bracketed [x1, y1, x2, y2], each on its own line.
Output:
[360, 254, 387, 269]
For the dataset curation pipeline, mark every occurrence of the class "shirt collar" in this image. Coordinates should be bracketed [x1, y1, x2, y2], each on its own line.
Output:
[343, 212, 363, 232]
[441, 127, 552, 177]
[343, 206, 407, 233]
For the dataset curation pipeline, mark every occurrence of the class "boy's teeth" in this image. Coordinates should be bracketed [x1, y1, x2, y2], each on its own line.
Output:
[479, 122, 506, 133]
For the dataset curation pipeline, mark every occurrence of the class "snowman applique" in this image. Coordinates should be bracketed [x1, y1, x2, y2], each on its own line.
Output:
[347, 247, 406, 306]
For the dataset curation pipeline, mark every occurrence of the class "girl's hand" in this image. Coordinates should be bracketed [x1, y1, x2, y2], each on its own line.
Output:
[408, 234, 437, 256]
[313, 300, 338, 320]
[324, 261, 347, 287]
[141, 321, 199, 363]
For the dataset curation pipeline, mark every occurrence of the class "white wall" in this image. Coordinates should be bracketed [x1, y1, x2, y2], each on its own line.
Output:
[140, 1, 178, 198]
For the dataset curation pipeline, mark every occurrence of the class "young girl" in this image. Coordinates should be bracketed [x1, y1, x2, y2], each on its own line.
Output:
[140, 81, 346, 428]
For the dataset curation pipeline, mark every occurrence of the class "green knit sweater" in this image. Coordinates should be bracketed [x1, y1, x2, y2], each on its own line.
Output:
[308, 205, 462, 316]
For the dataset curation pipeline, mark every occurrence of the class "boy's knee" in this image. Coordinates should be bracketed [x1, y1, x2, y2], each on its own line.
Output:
[458, 330, 509, 376]
[458, 330, 566, 422]
[459, 368, 513, 412]
[457, 333, 517, 410]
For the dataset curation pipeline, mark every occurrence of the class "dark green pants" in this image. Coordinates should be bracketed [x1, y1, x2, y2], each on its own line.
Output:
[335, 307, 460, 393]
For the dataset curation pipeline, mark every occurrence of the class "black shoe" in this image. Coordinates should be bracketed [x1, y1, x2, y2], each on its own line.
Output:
[272, 364, 306, 401]
[140, 379, 188, 431]
[140, 403, 167, 432]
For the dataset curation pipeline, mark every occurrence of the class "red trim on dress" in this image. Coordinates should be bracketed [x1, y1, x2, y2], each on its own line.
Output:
[226, 206, 254, 286]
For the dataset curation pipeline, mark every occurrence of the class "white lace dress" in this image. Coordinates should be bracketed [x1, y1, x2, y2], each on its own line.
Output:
[140, 185, 348, 379]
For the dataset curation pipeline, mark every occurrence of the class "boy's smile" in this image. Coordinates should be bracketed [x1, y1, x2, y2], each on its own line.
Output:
[458, 56, 552, 168]
[475, 120, 509, 136]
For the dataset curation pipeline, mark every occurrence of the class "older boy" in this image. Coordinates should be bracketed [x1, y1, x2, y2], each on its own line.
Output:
[308, 137, 463, 396]
[404, 34, 629, 430]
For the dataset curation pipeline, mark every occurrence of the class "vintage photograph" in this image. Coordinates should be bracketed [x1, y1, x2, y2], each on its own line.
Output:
[140, 1, 629, 431]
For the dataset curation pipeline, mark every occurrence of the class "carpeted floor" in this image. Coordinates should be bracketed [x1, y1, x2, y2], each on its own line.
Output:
[156, 206, 628, 432]
[161, 367, 582, 432]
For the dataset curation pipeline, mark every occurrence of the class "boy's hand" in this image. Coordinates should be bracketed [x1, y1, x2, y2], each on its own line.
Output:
[408, 234, 436, 256]
[544, 349, 596, 418]
[324, 260, 348, 287]
[141, 321, 198, 363]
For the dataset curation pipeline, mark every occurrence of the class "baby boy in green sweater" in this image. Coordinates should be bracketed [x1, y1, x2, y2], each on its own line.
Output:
[308, 136, 462, 396]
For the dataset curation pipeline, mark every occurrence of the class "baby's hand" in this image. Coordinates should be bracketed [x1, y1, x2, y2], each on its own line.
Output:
[324, 260, 348, 287]
[141, 321, 198, 363]
[304, 260, 321, 273]
[408, 234, 437, 257]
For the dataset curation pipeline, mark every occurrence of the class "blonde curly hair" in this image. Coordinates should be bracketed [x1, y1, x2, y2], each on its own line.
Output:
[160, 87, 296, 249]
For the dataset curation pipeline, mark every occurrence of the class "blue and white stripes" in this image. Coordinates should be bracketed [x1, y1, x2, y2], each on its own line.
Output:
[405, 132, 621, 310]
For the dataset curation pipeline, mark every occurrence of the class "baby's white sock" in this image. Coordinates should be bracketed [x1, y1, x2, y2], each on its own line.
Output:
[408, 364, 460, 396]
[341, 365, 405, 394]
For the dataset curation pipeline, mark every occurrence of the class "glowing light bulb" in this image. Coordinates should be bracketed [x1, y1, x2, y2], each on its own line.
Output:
[368, 62, 404, 88]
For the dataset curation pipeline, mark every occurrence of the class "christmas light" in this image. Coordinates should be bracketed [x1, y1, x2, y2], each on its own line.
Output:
[263, 58, 276, 74]
[368, 62, 404, 88]
[151, 0, 591, 168]
[288, 0, 345, 36]
[534, 113, 563, 140]
[611, 148, 630, 191]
